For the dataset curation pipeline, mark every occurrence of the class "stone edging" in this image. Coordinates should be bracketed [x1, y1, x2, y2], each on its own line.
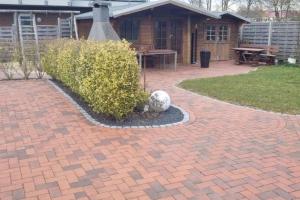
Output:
[48, 80, 189, 129]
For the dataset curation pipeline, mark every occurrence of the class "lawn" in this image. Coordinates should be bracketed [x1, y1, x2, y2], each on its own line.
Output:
[179, 65, 300, 114]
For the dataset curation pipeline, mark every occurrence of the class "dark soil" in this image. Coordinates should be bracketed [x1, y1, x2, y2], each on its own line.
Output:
[52, 80, 184, 127]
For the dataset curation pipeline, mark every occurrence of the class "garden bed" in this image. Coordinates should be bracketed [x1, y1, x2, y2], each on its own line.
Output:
[52, 79, 186, 127]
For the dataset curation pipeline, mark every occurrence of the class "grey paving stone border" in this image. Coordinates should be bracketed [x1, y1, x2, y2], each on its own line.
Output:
[48, 80, 189, 129]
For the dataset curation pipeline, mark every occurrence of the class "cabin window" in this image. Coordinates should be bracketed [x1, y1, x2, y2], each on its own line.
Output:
[206, 25, 216, 41]
[120, 20, 139, 41]
[154, 21, 167, 49]
[219, 25, 228, 41]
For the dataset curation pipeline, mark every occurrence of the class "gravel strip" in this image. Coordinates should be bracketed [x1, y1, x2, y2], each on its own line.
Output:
[48, 79, 189, 128]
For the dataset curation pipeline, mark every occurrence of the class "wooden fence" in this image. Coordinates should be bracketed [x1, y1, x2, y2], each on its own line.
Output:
[0, 26, 16, 61]
[240, 21, 300, 62]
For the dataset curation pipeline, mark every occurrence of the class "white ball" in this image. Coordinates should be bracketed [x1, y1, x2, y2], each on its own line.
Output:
[149, 90, 171, 112]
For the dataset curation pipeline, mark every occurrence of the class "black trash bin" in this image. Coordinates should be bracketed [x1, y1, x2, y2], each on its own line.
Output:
[200, 51, 211, 68]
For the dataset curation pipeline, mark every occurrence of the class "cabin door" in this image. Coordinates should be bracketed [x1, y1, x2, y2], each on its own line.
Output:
[170, 20, 183, 63]
[154, 20, 183, 63]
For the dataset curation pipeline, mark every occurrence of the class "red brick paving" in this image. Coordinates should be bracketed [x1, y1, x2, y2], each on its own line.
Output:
[0, 61, 300, 200]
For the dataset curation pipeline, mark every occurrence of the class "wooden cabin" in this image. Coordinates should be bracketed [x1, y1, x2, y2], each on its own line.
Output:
[76, 0, 250, 65]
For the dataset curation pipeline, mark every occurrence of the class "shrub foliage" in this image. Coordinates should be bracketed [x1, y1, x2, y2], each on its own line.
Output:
[42, 39, 147, 119]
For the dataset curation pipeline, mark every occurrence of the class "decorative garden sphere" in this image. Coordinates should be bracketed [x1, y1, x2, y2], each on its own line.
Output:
[149, 90, 171, 112]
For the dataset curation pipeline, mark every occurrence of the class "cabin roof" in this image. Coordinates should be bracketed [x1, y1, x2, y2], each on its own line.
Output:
[76, 0, 220, 20]
[212, 11, 251, 23]
[75, 0, 250, 22]
[75, 2, 144, 19]
[111, 0, 219, 18]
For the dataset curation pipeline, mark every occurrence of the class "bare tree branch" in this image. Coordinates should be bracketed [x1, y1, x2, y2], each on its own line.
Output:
[188, 0, 203, 8]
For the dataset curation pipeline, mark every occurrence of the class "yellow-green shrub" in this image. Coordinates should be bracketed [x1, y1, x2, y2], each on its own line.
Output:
[42, 40, 63, 80]
[42, 39, 148, 119]
[56, 40, 82, 93]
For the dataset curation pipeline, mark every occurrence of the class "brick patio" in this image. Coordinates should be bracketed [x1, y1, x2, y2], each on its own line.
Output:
[0, 61, 300, 200]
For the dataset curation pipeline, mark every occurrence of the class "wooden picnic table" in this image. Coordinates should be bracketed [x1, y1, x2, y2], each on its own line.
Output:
[232, 47, 265, 65]
[137, 49, 177, 71]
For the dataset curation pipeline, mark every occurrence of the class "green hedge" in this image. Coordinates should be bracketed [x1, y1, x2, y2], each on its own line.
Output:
[42, 39, 148, 119]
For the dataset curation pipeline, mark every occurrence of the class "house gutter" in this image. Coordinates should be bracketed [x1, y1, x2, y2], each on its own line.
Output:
[0, 10, 80, 13]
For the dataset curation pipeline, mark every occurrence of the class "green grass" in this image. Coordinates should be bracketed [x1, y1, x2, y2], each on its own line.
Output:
[179, 65, 300, 114]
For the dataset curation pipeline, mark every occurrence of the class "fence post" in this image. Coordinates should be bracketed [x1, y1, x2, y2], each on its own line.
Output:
[57, 17, 61, 39]
[239, 24, 244, 42]
[297, 23, 300, 63]
[267, 21, 272, 46]
[13, 12, 18, 44]
[70, 13, 74, 39]
[239, 24, 245, 46]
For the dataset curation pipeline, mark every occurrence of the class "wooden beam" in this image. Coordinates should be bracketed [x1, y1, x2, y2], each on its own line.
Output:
[74, 16, 79, 40]
[267, 21, 272, 47]
[186, 14, 191, 65]
[149, 13, 154, 47]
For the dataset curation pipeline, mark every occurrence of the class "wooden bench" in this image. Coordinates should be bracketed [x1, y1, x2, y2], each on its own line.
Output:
[240, 44, 279, 65]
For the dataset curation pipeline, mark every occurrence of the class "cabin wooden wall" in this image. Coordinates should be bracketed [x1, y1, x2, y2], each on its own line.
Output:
[111, 13, 154, 46]
[110, 11, 189, 64]
[76, 17, 153, 42]
[76, 14, 243, 64]
[182, 16, 190, 65]
[193, 17, 241, 62]
[138, 15, 153, 45]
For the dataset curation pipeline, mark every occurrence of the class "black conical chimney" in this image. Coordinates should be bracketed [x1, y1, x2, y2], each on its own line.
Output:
[88, 0, 119, 41]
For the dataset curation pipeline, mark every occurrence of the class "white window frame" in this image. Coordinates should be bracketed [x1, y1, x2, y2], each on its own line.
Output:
[206, 25, 216, 41]
[219, 25, 229, 41]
